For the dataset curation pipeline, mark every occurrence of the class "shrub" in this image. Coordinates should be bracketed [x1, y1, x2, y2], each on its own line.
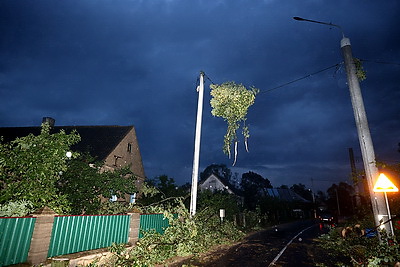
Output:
[319, 223, 400, 266]
[0, 200, 35, 217]
[96, 197, 245, 266]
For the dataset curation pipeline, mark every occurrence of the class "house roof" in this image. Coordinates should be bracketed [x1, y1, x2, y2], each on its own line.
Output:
[265, 188, 310, 203]
[200, 173, 243, 196]
[0, 125, 133, 162]
[199, 173, 310, 202]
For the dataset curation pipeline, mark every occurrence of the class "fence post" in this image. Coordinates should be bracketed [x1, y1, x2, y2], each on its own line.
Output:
[127, 212, 140, 245]
[27, 207, 57, 265]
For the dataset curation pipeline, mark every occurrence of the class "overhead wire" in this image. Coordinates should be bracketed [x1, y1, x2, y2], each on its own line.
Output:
[195, 59, 399, 94]
[360, 59, 400, 66]
[258, 63, 341, 95]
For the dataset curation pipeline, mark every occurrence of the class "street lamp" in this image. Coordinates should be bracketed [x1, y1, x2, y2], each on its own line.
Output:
[293, 16, 393, 238]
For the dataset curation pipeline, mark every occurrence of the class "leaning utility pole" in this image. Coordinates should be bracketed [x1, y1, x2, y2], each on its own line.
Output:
[341, 38, 391, 236]
[293, 16, 392, 238]
[190, 71, 205, 217]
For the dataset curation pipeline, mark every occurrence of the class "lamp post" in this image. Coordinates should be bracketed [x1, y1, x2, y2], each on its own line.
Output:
[293, 17, 393, 237]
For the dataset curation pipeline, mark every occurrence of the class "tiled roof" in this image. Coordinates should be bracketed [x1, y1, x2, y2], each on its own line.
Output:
[266, 188, 310, 202]
[0, 125, 133, 161]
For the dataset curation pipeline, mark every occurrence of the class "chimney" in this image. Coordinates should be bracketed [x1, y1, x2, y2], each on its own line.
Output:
[42, 117, 55, 127]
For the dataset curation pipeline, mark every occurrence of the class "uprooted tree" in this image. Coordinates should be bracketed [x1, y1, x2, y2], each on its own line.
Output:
[210, 81, 259, 165]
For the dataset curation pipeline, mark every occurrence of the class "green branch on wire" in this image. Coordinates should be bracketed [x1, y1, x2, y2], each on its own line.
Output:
[210, 81, 259, 166]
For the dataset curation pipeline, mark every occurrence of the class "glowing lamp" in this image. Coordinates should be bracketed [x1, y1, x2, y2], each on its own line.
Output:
[373, 173, 398, 192]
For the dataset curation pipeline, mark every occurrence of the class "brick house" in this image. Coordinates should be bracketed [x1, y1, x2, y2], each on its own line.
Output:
[0, 117, 145, 202]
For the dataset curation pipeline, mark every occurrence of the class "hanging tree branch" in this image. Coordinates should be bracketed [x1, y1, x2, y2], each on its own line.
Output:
[210, 81, 259, 166]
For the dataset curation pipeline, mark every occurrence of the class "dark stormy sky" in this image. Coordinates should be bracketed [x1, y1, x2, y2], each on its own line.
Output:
[1, 1, 399, 192]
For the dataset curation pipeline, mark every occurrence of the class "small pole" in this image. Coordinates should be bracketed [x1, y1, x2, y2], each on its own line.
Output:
[384, 192, 394, 236]
[190, 71, 205, 217]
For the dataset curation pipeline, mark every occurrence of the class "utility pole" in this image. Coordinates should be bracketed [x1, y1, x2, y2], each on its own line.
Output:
[190, 71, 205, 217]
[293, 17, 392, 237]
[349, 148, 361, 207]
[341, 38, 391, 236]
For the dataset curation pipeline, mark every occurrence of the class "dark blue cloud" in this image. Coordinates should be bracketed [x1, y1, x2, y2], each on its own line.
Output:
[1, 0, 399, 192]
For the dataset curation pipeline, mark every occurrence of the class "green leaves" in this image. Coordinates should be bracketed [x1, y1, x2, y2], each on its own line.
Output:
[354, 57, 367, 82]
[210, 81, 259, 165]
[0, 123, 80, 213]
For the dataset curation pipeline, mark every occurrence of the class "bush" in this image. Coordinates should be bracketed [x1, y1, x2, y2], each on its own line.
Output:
[0, 200, 35, 217]
[319, 223, 400, 266]
[95, 197, 245, 266]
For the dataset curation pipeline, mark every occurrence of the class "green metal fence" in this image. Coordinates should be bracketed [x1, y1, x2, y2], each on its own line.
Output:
[48, 214, 130, 257]
[139, 213, 172, 238]
[0, 217, 36, 267]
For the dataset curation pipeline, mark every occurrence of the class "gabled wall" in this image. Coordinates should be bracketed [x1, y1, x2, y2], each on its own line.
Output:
[199, 174, 234, 194]
[103, 127, 145, 202]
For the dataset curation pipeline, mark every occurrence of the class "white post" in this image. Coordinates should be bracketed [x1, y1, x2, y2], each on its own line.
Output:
[190, 71, 205, 217]
[384, 192, 394, 236]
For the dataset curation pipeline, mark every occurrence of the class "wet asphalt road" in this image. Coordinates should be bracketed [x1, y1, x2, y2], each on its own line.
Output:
[185, 220, 329, 267]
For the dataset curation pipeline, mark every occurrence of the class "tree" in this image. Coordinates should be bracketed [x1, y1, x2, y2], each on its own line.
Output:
[0, 123, 80, 213]
[200, 164, 232, 182]
[327, 182, 355, 217]
[197, 190, 240, 221]
[240, 171, 272, 210]
[290, 183, 313, 202]
[137, 175, 187, 208]
[58, 153, 137, 214]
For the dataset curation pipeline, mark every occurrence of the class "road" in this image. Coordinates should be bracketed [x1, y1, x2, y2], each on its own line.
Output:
[170, 220, 332, 267]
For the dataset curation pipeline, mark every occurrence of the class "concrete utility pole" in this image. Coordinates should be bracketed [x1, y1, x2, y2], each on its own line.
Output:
[349, 148, 362, 207]
[341, 38, 391, 236]
[293, 17, 392, 237]
[190, 71, 205, 217]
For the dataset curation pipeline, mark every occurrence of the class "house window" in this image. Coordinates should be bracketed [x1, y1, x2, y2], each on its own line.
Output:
[114, 155, 122, 166]
[127, 143, 132, 153]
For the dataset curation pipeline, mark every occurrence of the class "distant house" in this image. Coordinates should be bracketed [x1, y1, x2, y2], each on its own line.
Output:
[199, 173, 236, 194]
[0, 117, 145, 203]
[199, 173, 244, 205]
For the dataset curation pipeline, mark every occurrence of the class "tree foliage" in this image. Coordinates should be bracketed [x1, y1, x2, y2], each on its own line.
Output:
[97, 196, 245, 266]
[210, 81, 259, 165]
[354, 57, 367, 81]
[327, 182, 355, 217]
[200, 163, 232, 181]
[0, 123, 138, 215]
[137, 175, 187, 208]
[0, 123, 80, 213]
[58, 153, 137, 214]
[241, 171, 272, 210]
[290, 183, 313, 202]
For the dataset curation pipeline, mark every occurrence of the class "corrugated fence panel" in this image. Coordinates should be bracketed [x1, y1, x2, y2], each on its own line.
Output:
[139, 213, 171, 238]
[48, 214, 130, 257]
[0, 217, 36, 267]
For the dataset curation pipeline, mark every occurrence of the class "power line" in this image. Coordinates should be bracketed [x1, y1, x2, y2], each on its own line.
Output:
[259, 63, 341, 95]
[360, 59, 400, 66]
[197, 58, 399, 94]
[197, 62, 341, 94]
